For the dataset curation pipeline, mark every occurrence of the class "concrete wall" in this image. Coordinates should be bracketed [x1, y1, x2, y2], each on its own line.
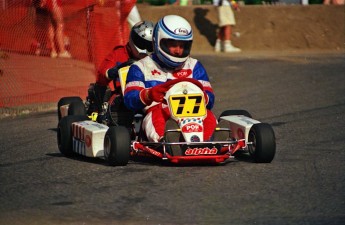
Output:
[137, 5, 344, 53]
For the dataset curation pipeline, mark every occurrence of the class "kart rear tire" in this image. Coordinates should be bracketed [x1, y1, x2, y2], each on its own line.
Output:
[218, 110, 252, 121]
[68, 101, 86, 116]
[57, 96, 83, 121]
[57, 115, 89, 157]
[248, 123, 276, 163]
[104, 126, 131, 166]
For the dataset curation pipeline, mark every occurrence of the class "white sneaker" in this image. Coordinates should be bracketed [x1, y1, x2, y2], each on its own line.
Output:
[58, 51, 72, 58]
[64, 36, 70, 49]
[50, 51, 57, 58]
[35, 48, 41, 56]
[224, 43, 241, 53]
[35, 43, 41, 56]
[225, 46, 241, 53]
[214, 39, 222, 52]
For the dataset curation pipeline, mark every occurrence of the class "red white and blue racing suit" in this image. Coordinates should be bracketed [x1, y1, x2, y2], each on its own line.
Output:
[124, 54, 217, 142]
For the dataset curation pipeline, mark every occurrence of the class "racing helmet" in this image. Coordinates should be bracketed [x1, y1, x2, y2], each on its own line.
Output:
[128, 20, 154, 59]
[153, 15, 193, 69]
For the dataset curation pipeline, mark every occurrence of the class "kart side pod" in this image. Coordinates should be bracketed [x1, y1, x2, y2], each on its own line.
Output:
[71, 120, 109, 157]
[219, 115, 261, 141]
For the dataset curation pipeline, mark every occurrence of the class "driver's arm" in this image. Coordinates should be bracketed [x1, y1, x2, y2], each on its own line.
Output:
[192, 61, 215, 109]
[124, 64, 147, 111]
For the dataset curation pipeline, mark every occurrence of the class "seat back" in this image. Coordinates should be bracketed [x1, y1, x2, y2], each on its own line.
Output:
[118, 66, 130, 95]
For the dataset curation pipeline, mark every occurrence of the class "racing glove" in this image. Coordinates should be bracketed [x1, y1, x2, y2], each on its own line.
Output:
[106, 66, 119, 80]
[139, 85, 169, 106]
[106, 59, 135, 80]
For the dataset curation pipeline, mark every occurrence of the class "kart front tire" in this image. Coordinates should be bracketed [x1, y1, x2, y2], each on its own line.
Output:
[57, 115, 89, 157]
[104, 126, 131, 166]
[57, 96, 83, 121]
[248, 123, 276, 163]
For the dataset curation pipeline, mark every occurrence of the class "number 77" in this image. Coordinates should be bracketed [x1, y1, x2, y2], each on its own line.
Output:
[171, 95, 203, 115]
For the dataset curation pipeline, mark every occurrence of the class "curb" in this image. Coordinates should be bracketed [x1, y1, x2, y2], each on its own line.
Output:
[0, 103, 57, 120]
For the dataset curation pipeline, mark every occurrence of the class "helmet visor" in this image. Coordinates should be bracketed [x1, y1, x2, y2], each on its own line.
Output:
[160, 39, 192, 58]
[131, 29, 153, 53]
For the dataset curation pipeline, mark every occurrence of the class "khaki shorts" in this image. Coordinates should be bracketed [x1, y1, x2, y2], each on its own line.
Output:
[217, 5, 236, 27]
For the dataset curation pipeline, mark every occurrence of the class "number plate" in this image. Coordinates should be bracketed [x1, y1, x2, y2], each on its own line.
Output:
[169, 94, 206, 117]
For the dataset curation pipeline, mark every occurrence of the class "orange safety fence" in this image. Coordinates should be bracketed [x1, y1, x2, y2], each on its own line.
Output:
[0, 0, 134, 108]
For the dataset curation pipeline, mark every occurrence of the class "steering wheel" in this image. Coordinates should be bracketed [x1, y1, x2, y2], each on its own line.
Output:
[158, 78, 204, 91]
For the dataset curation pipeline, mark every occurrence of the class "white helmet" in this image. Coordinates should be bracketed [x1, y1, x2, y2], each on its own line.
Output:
[153, 15, 193, 69]
[128, 20, 154, 59]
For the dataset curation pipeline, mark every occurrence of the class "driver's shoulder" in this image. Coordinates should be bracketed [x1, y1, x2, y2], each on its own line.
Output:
[133, 55, 156, 71]
[183, 57, 199, 69]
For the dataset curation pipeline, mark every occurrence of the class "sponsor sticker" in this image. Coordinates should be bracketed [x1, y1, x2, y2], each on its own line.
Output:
[174, 28, 189, 35]
[173, 69, 192, 78]
[151, 69, 161, 76]
[190, 135, 200, 142]
[185, 147, 218, 155]
[237, 128, 245, 139]
[85, 135, 92, 148]
[182, 123, 203, 133]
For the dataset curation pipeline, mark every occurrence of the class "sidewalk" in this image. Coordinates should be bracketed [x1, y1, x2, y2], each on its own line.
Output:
[0, 52, 95, 119]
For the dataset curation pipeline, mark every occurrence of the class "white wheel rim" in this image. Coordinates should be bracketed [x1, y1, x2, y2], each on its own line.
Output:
[248, 132, 256, 155]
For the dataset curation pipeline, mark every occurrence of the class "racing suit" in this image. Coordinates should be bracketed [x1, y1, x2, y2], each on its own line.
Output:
[96, 44, 133, 91]
[124, 54, 217, 142]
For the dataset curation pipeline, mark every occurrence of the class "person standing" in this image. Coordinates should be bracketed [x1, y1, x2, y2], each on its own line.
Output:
[40, 0, 71, 58]
[32, 0, 70, 58]
[115, 0, 141, 45]
[323, 0, 344, 4]
[213, 0, 241, 53]
[32, 0, 48, 56]
[127, 3, 142, 27]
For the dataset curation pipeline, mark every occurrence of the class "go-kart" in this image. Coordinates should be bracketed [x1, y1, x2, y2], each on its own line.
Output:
[57, 70, 276, 166]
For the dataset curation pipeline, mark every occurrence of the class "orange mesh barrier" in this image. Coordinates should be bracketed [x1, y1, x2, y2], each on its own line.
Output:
[0, 0, 134, 108]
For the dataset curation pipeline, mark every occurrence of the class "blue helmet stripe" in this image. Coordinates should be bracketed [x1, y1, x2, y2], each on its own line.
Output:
[159, 19, 192, 40]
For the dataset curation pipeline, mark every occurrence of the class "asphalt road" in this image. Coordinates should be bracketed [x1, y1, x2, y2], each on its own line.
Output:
[0, 52, 344, 225]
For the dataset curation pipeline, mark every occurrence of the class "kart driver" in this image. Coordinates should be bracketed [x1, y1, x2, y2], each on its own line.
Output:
[124, 15, 217, 142]
[96, 20, 154, 93]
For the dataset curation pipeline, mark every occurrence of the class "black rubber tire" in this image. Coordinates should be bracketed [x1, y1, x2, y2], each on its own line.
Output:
[218, 110, 252, 121]
[68, 101, 86, 116]
[57, 96, 83, 121]
[57, 115, 89, 157]
[104, 126, 131, 166]
[248, 123, 276, 163]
